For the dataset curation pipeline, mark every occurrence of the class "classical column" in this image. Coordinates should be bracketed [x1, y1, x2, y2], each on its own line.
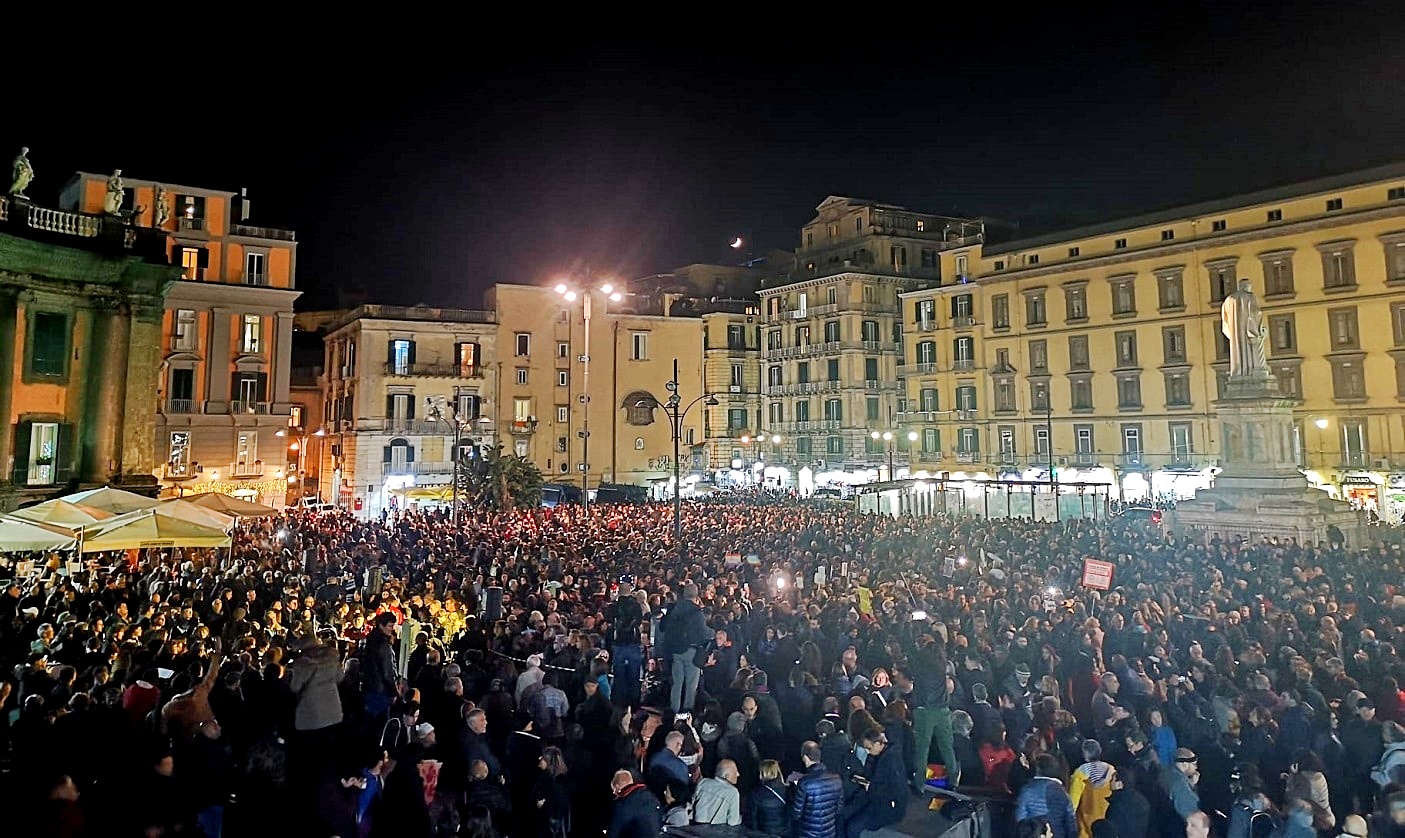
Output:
[207, 307, 233, 410]
[120, 300, 165, 482]
[273, 311, 294, 407]
[87, 302, 131, 482]
[0, 291, 17, 485]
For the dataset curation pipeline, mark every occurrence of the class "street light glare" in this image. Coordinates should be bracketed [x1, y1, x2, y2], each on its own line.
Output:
[1315, 418, 1329, 430]
[609, 292, 622, 302]
[882, 432, 893, 441]
[740, 434, 752, 444]
[870, 431, 880, 439]
[600, 283, 613, 294]
[563, 290, 577, 301]
[770, 434, 781, 444]
[907, 431, 919, 442]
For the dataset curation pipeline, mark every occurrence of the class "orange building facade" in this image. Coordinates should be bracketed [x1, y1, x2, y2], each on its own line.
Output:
[60, 174, 300, 504]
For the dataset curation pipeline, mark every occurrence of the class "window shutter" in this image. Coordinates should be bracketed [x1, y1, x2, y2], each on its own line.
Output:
[56, 423, 75, 483]
[406, 446, 415, 463]
[383, 446, 392, 464]
[386, 395, 395, 419]
[407, 341, 417, 366]
[12, 421, 32, 484]
[471, 342, 481, 367]
[387, 339, 395, 363]
[230, 372, 240, 400]
[198, 248, 210, 268]
[255, 373, 268, 401]
[407, 397, 416, 420]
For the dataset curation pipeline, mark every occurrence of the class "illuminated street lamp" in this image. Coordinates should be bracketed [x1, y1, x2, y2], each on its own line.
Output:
[556, 279, 623, 515]
[276, 426, 327, 499]
[663, 357, 718, 543]
[739, 431, 782, 485]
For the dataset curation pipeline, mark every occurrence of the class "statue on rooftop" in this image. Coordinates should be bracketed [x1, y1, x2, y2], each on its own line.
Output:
[9, 147, 33, 198]
[103, 169, 125, 215]
[154, 186, 170, 227]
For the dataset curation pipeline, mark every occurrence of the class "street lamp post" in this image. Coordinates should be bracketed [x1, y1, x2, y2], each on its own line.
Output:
[665, 357, 718, 542]
[276, 426, 327, 501]
[427, 388, 475, 528]
[556, 280, 622, 515]
[739, 431, 782, 485]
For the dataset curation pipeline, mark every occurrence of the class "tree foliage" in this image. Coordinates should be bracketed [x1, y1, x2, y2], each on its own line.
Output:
[466, 444, 543, 511]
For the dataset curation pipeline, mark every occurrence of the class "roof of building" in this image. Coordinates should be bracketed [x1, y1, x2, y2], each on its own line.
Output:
[983, 161, 1405, 256]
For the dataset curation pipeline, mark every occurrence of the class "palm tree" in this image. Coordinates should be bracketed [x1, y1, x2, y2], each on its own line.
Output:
[468, 444, 543, 510]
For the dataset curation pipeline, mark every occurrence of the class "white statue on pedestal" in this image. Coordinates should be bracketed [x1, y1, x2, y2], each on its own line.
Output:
[9, 147, 33, 198]
[103, 169, 125, 215]
[1221, 278, 1268, 378]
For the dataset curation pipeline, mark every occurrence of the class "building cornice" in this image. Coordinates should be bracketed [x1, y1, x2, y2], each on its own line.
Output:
[759, 272, 926, 297]
[164, 280, 301, 308]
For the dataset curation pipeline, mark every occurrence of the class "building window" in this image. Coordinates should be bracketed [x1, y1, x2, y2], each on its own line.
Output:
[823, 399, 842, 422]
[1064, 285, 1088, 322]
[824, 320, 840, 343]
[731, 364, 745, 390]
[1114, 331, 1138, 368]
[1267, 209, 1283, 222]
[1341, 419, 1368, 467]
[1114, 238, 1127, 249]
[796, 400, 810, 421]
[865, 396, 880, 421]
[1070, 377, 1093, 412]
[1068, 247, 1081, 257]
[1162, 326, 1186, 364]
[919, 388, 939, 412]
[1164, 372, 1191, 406]
[796, 437, 812, 454]
[922, 428, 940, 453]
[1274, 363, 1302, 398]
[177, 246, 206, 281]
[862, 285, 878, 304]
[915, 341, 936, 367]
[556, 406, 569, 422]
[515, 333, 531, 356]
[631, 332, 648, 360]
[1110, 276, 1136, 316]
[956, 385, 977, 412]
[1384, 236, 1405, 283]
[827, 436, 844, 454]
[914, 299, 936, 329]
[236, 430, 259, 468]
[1075, 425, 1094, 460]
[797, 362, 810, 384]
[168, 431, 192, 477]
[796, 325, 811, 347]
[1170, 422, 1192, 461]
[1157, 270, 1185, 310]
[244, 252, 267, 286]
[769, 402, 784, 424]
[1161, 229, 1174, 241]
[169, 368, 194, 411]
[1330, 358, 1366, 401]
[515, 367, 528, 385]
[1029, 340, 1049, 373]
[1212, 219, 1227, 232]
[915, 219, 926, 232]
[1390, 187, 1405, 201]
[1392, 302, 1405, 346]
[1030, 380, 1050, 412]
[456, 342, 481, 376]
[1262, 251, 1295, 296]
[998, 426, 1017, 456]
[1319, 242, 1357, 290]
[1207, 260, 1237, 303]
[955, 254, 968, 277]
[994, 379, 1016, 413]
[726, 324, 746, 349]
[1028, 254, 1040, 265]
[1068, 336, 1090, 371]
[727, 408, 747, 430]
[957, 427, 979, 454]
[826, 359, 840, 381]
[1116, 375, 1142, 409]
[1326, 197, 1343, 212]
[240, 314, 261, 354]
[1024, 290, 1047, 327]
[766, 330, 782, 351]
[1033, 426, 1049, 457]
[1329, 307, 1359, 350]
[890, 246, 907, 271]
[994, 260, 1005, 271]
[557, 341, 569, 358]
[28, 312, 68, 379]
[982, 293, 1006, 330]
[557, 370, 568, 387]
[861, 320, 879, 342]
[953, 337, 974, 368]
[864, 357, 879, 381]
[767, 365, 782, 387]
[1121, 424, 1143, 457]
[1268, 314, 1297, 355]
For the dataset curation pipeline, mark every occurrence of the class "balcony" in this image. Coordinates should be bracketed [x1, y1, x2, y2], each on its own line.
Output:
[861, 340, 901, 353]
[1116, 453, 1146, 469]
[230, 400, 269, 414]
[915, 320, 938, 332]
[163, 463, 194, 479]
[914, 362, 939, 375]
[510, 419, 538, 434]
[384, 362, 485, 378]
[230, 461, 264, 478]
[178, 216, 206, 232]
[863, 380, 901, 392]
[914, 450, 945, 463]
[955, 451, 980, 464]
[381, 419, 465, 435]
[952, 359, 976, 372]
[230, 223, 296, 242]
[775, 420, 842, 433]
[952, 316, 978, 330]
[165, 399, 196, 414]
[384, 460, 456, 477]
[761, 381, 842, 397]
[1069, 453, 1097, 467]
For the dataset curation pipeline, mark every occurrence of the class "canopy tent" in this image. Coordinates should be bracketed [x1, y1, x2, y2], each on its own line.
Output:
[80, 510, 232, 552]
[185, 492, 280, 518]
[155, 498, 237, 532]
[389, 485, 456, 501]
[0, 516, 79, 552]
[10, 499, 114, 528]
[61, 487, 161, 515]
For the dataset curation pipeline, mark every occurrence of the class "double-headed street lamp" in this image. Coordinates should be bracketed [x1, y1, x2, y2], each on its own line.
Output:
[664, 357, 717, 542]
[426, 389, 485, 527]
[276, 426, 327, 499]
[869, 430, 918, 482]
[556, 280, 623, 516]
[739, 431, 782, 484]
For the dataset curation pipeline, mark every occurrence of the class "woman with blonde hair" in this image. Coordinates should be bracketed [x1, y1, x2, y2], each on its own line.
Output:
[748, 759, 791, 836]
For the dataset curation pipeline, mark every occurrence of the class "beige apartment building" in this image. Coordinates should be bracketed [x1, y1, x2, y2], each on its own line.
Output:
[316, 305, 496, 516]
[59, 174, 301, 504]
[754, 196, 982, 487]
[899, 163, 1405, 519]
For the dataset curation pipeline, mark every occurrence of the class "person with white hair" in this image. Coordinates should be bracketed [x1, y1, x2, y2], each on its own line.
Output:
[516, 653, 545, 707]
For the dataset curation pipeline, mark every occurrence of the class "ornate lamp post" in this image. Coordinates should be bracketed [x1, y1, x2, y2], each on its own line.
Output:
[665, 357, 717, 542]
[555, 280, 622, 514]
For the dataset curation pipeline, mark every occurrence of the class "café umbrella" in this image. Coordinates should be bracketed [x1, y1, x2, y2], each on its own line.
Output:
[80, 510, 232, 552]
[0, 516, 79, 552]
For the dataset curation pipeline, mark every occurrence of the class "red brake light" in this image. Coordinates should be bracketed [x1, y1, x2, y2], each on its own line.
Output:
[1152, 511, 1162, 524]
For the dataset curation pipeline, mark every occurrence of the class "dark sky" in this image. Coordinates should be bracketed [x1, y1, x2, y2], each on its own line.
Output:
[13, 4, 1404, 309]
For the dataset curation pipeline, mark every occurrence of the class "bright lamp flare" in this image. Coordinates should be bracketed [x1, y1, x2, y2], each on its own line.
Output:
[564, 290, 577, 301]
[730, 237, 744, 249]
[610, 293, 622, 302]
[600, 283, 613, 294]
[554, 283, 567, 294]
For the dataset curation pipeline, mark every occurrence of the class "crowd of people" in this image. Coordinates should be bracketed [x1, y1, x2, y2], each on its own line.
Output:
[4, 495, 1405, 838]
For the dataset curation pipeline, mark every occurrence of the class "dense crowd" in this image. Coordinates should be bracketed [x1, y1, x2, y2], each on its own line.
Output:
[4, 497, 1405, 838]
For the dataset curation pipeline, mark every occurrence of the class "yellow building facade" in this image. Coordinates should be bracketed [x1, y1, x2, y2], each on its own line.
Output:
[60, 174, 300, 504]
[900, 163, 1405, 518]
[486, 284, 707, 496]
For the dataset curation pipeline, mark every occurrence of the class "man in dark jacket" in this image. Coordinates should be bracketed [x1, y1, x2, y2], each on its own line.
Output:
[607, 579, 644, 709]
[841, 729, 907, 838]
[663, 584, 710, 715]
[360, 613, 399, 721]
[609, 769, 662, 838]
[793, 740, 843, 838]
[1103, 764, 1150, 838]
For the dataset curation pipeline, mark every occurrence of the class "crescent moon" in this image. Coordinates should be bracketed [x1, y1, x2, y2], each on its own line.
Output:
[729, 237, 744, 249]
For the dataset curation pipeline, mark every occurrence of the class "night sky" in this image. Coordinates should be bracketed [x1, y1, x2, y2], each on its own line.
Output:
[12, 5, 1403, 310]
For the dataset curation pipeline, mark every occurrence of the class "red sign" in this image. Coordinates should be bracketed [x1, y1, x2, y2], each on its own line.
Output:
[1081, 559, 1115, 590]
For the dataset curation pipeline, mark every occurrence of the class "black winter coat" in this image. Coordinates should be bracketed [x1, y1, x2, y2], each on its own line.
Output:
[791, 762, 843, 838]
[749, 779, 792, 836]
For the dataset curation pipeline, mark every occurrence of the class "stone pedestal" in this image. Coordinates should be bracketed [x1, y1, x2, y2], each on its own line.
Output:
[1174, 372, 1362, 546]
